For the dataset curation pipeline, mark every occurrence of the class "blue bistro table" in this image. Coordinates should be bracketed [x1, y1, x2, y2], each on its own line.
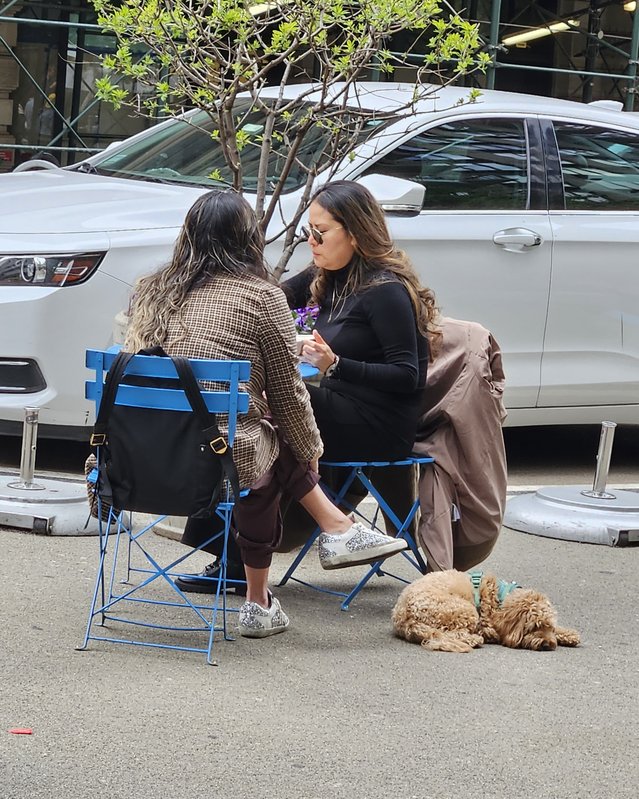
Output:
[298, 362, 320, 381]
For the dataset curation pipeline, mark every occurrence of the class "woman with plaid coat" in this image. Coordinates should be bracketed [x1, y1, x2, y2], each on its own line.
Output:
[125, 190, 407, 638]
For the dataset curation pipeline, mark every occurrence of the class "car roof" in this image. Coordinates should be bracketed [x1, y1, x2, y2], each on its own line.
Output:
[259, 81, 639, 129]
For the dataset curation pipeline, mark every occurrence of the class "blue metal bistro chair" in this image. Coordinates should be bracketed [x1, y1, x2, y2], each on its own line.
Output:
[78, 349, 250, 664]
[279, 455, 434, 610]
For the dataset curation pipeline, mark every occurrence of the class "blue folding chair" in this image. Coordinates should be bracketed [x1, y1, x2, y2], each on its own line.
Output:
[279, 455, 434, 610]
[77, 349, 250, 664]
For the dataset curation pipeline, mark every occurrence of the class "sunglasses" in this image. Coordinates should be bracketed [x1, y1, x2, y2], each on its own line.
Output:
[301, 224, 343, 245]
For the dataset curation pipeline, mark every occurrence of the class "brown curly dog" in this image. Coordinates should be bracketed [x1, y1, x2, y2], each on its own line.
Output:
[392, 569, 581, 652]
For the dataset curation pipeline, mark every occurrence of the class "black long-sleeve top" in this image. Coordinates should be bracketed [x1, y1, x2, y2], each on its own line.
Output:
[283, 265, 428, 460]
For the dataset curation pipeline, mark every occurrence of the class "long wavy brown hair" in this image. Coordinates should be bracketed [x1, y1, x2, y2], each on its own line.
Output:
[125, 190, 268, 352]
[308, 180, 440, 348]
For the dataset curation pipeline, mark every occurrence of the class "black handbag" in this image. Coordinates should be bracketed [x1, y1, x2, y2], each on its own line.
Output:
[90, 348, 240, 519]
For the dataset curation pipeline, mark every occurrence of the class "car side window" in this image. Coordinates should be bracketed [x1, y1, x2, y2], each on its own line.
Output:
[363, 118, 529, 210]
[553, 122, 639, 211]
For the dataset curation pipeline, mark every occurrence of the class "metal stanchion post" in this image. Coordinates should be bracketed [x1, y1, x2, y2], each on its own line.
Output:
[0, 404, 101, 535]
[505, 419, 639, 546]
[581, 421, 617, 500]
[7, 407, 45, 490]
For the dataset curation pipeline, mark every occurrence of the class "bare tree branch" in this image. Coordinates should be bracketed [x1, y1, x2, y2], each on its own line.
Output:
[92, 0, 489, 275]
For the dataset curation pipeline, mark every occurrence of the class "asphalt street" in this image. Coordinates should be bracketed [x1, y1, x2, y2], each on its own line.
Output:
[1, 424, 638, 798]
[1, 508, 638, 796]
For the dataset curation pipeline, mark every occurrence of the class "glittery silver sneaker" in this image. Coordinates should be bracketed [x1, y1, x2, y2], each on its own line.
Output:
[238, 595, 289, 638]
[318, 522, 408, 570]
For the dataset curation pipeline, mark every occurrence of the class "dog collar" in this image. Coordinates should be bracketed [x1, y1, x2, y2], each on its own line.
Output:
[469, 571, 521, 610]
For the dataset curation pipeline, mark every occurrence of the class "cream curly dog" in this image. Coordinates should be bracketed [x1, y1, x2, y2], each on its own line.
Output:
[392, 569, 581, 652]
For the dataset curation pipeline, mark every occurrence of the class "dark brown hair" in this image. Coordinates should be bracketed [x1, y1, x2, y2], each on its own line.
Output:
[126, 190, 267, 351]
[308, 180, 439, 344]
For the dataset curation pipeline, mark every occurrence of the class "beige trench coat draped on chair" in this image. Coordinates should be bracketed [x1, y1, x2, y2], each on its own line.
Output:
[413, 317, 508, 572]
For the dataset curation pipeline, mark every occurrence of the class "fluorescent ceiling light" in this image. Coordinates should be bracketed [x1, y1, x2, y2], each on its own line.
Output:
[502, 20, 580, 47]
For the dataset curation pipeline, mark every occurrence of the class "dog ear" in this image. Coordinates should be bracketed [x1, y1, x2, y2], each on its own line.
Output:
[497, 592, 556, 649]
[496, 597, 529, 649]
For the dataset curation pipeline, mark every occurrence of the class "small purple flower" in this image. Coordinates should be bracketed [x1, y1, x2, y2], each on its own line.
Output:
[292, 304, 319, 333]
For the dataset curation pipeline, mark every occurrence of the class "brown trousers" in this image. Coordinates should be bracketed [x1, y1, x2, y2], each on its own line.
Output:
[182, 431, 319, 570]
[184, 462, 416, 563]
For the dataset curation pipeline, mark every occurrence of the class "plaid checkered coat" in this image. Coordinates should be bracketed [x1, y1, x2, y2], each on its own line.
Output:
[161, 273, 323, 488]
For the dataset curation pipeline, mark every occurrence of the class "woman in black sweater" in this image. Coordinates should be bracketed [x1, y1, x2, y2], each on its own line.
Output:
[284, 179, 438, 462]
[176, 181, 438, 594]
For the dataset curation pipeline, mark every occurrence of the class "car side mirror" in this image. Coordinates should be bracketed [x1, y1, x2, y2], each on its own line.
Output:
[356, 173, 425, 214]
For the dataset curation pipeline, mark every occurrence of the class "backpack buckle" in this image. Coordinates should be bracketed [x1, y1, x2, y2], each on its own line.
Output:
[209, 436, 228, 455]
[90, 432, 106, 446]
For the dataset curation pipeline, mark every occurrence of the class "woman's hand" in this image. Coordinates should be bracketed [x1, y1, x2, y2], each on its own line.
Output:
[300, 329, 337, 373]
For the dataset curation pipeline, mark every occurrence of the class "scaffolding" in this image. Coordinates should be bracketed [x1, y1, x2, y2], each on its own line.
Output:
[481, 0, 639, 108]
[1, 0, 639, 170]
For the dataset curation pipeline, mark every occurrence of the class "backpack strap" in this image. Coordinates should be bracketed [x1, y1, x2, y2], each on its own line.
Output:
[172, 356, 241, 507]
[90, 350, 136, 509]
[91, 350, 135, 446]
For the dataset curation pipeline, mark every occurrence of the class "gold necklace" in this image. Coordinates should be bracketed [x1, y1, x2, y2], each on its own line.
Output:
[328, 280, 352, 323]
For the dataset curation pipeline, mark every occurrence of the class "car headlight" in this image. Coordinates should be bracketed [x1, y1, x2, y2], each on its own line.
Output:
[0, 252, 106, 286]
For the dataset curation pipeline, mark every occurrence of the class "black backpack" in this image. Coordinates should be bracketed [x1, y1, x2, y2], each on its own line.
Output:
[90, 348, 241, 519]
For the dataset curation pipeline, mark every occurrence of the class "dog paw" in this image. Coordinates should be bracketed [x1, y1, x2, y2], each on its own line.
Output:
[556, 627, 581, 647]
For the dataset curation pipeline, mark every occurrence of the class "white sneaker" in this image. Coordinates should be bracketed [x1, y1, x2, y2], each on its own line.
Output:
[238, 594, 289, 638]
[318, 522, 408, 570]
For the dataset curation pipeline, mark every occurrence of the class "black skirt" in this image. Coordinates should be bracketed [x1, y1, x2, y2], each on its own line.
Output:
[307, 383, 417, 462]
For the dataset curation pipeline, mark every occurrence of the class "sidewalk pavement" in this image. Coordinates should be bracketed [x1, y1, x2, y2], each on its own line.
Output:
[1, 522, 637, 799]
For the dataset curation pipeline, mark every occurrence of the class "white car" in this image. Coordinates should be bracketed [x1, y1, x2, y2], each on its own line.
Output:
[2, 82, 639, 438]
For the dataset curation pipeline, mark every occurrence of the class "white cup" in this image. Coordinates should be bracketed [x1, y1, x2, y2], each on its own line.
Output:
[296, 333, 314, 355]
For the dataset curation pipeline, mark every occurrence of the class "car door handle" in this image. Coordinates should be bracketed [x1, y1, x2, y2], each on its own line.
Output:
[493, 228, 543, 251]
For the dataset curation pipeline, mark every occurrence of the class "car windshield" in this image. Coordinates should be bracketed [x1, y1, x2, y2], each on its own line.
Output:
[87, 100, 391, 192]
